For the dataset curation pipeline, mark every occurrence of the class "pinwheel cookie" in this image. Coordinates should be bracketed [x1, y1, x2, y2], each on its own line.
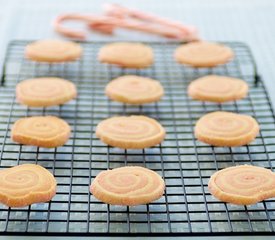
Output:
[195, 111, 259, 146]
[208, 165, 275, 205]
[188, 75, 248, 103]
[11, 116, 71, 148]
[96, 115, 165, 149]
[98, 42, 153, 68]
[105, 75, 164, 104]
[0, 164, 56, 207]
[174, 41, 234, 67]
[16, 77, 77, 107]
[90, 166, 165, 205]
[25, 39, 82, 62]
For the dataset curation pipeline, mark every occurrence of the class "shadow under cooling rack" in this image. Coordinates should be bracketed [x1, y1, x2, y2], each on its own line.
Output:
[0, 40, 275, 236]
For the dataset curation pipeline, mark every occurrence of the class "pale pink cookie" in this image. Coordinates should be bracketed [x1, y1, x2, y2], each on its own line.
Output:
[96, 115, 166, 149]
[90, 166, 165, 205]
[11, 116, 71, 148]
[98, 42, 153, 68]
[25, 39, 82, 62]
[188, 75, 248, 103]
[0, 164, 56, 207]
[16, 77, 77, 107]
[209, 165, 275, 205]
[105, 75, 164, 104]
[174, 41, 234, 67]
[195, 111, 259, 147]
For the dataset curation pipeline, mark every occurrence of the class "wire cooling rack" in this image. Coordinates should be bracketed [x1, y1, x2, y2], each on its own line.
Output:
[0, 40, 275, 237]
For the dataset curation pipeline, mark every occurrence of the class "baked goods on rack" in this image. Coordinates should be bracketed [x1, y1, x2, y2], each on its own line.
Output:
[174, 41, 234, 67]
[25, 39, 82, 62]
[188, 75, 248, 103]
[195, 111, 259, 146]
[90, 166, 165, 205]
[105, 75, 164, 104]
[98, 42, 153, 68]
[11, 116, 71, 148]
[96, 115, 165, 149]
[0, 164, 56, 207]
[208, 165, 275, 205]
[16, 77, 77, 107]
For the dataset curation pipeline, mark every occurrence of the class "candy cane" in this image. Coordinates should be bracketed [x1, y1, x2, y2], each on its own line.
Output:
[53, 5, 199, 41]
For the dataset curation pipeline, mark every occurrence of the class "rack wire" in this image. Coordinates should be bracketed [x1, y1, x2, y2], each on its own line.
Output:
[0, 40, 275, 236]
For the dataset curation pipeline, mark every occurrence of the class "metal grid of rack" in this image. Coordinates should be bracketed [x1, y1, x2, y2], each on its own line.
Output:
[0, 40, 275, 236]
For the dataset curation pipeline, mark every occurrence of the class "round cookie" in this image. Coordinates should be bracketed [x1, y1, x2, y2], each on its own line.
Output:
[194, 111, 259, 147]
[188, 75, 248, 103]
[0, 164, 56, 207]
[174, 41, 234, 67]
[105, 75, 164, 104]
[98, 42, 153, 68]
[16, 77, 77, 107]
[25, 39, 82, 62]
[208, 165, 275, 205]
[90, 166, 165, 206]
[96, 115, 165, 149]
[11, 116, 71, 148]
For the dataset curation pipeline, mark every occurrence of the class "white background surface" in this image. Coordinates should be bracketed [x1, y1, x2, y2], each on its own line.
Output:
[0, 1, 274, 238]
[0, 0, 275, 108]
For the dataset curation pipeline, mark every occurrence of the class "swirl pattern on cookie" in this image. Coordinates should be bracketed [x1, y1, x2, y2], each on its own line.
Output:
[195, 111, 259, 146]
[208, 165, 275, 205]
[174, 42, 234, 67]
[188, 75, 248, 103]
[105, 75, 164, 104]
[0, 164, 56, 207]
[98, 42, 153, 68]
[25, 39, 82, 62]
[11, 116, 71, 148]
[16, 77, 77, 107]
[90, 166, 165, 205]
[96, 115, 165, 149]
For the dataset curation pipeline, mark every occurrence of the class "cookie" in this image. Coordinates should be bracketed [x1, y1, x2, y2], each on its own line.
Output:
[16, 77, 77, 107]
[0, 164, 56, 207]
[195, 111, 259, 146]
[208, 165, 275, 205]
[11, 116, 71, 148]
[188, 75, 248, 103]
[98, 42, 153, 68]
[25, 39, 82, 62]
[105, 75, 164, 104]
[174, 41, 234, 67]
[90, 166, 165, 206]
[96, 115, 165, 149]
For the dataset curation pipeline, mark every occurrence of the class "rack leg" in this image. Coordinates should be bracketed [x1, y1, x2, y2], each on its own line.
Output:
[0, 63, 6, 86]
[254, 74, 260, 86]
